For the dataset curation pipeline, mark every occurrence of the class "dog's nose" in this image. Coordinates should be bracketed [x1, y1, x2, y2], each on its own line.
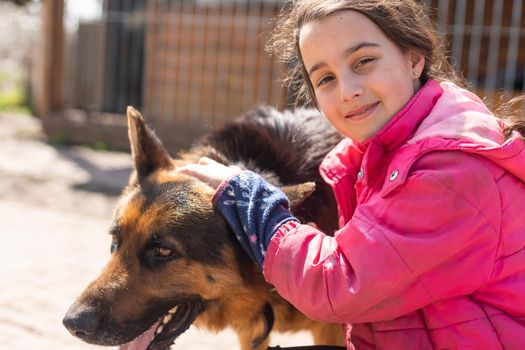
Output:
[62, 307, 101, 339]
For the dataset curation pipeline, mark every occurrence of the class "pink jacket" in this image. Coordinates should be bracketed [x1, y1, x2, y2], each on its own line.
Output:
[263, 80, 525, 349]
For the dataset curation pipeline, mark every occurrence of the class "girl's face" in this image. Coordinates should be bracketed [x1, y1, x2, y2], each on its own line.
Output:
[299, 10, 424, 142]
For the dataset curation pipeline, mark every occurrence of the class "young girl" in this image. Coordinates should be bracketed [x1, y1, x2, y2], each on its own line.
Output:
[177, 1, 525, 348]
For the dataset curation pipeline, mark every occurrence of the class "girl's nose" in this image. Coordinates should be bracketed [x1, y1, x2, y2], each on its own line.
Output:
[340, 76, 363, 102]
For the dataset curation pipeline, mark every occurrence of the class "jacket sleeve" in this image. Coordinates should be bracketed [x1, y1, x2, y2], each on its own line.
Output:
[263, 152, 501, 324]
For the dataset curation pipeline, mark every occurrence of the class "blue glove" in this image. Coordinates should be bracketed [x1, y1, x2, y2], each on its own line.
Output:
[213, 171, 299, 267]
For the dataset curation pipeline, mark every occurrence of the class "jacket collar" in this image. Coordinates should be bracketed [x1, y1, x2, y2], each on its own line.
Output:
[320, 79, 443, 184]
[361, 79, 444, 151]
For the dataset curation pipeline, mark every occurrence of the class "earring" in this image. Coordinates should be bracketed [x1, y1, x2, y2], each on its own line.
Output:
[413, 71, 420, 78]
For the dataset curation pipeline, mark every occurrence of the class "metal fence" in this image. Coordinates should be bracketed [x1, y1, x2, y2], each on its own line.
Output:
[423, 0, 525, 101]
[62, 0, 525, 129]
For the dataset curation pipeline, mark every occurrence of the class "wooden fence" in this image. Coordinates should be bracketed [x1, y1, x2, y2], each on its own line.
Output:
[142, 1, 282, 128]
[423, 0, 525, 99]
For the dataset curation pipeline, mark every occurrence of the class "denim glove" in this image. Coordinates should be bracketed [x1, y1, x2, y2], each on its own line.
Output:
[213, 171, 299, 267]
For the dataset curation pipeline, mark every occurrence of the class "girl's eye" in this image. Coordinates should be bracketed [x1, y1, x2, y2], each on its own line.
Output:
[355, 57, 375, 70]
[317, 75, 334, 87]
[155, 247, 173, 258]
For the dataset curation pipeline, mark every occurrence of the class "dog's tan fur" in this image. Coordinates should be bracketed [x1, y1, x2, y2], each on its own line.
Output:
[63, 107, 345, 349]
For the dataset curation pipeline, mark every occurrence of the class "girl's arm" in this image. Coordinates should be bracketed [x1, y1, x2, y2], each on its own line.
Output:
[264, 151, 500, 324]
[178, 153, 500, 325]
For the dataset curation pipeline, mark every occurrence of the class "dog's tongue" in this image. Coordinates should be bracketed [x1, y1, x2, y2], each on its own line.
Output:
[119, 322, 158, 350]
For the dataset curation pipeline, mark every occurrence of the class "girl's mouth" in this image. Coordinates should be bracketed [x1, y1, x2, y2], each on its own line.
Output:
[345, 102, 379, 120]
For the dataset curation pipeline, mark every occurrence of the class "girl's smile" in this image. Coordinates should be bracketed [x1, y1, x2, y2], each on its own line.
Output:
[299, 10, 425, 142]
[344, 101, 380, 121]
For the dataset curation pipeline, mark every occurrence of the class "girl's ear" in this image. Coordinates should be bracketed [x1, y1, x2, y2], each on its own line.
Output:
[409, 51, 425, 79]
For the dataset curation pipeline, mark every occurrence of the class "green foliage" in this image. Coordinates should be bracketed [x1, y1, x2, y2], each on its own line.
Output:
[0, 87, 29, 113]
[91, 141, 110, 151]
[48, 130, 69, 147]
[0, 67, 30, 113]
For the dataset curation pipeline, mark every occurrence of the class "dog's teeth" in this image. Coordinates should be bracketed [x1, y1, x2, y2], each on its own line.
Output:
[156, 325, 164, 334]
[163, 314, 172, 324]
[169, 306, 178, 314]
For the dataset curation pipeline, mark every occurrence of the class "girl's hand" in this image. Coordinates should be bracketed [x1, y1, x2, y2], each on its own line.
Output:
[175, 157, 242, 189]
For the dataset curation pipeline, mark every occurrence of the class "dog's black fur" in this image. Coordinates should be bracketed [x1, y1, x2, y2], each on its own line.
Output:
[188, 106, 342, 233]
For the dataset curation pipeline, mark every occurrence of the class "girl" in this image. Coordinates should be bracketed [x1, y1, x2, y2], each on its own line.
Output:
[177, 1, 525, 349]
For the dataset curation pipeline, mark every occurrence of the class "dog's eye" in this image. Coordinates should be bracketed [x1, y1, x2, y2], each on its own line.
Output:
[110, 237, 118, 253]
[144, 241, 178, 267]
[156, 247, 173, 258]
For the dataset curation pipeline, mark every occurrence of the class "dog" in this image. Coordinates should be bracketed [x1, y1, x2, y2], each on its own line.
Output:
[63, 106, 345, 350]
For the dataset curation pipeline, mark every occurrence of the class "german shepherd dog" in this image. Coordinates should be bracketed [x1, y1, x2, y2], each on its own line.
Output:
[63, 106, 345, 350]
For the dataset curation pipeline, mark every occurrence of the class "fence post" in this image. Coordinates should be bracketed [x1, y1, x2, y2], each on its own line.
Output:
[38, 0, 64, 119]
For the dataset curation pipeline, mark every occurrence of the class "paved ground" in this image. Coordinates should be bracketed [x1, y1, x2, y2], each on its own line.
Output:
[0, 112, 314, 349]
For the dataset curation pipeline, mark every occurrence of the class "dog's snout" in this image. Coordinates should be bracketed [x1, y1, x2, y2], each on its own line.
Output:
[63, 306, 101, 339]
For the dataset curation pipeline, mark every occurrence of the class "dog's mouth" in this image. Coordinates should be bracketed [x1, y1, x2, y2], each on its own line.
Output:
[119, 300, 205, 350]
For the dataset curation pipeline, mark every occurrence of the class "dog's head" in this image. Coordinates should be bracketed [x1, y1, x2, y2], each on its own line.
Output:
[63, 107, 315, 350]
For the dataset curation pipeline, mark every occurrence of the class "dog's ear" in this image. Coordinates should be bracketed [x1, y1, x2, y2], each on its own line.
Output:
[282, 182, 316, 210]
[127, 106, 172, 184]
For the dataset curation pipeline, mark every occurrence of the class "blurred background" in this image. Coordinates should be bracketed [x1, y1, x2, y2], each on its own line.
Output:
[0, 0, 524, 349]
[3, 0, 525, 151]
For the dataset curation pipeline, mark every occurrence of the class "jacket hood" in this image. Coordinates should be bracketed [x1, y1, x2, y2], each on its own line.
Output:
[410, 82, 505, 147]
[409, 82, 525, 184]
